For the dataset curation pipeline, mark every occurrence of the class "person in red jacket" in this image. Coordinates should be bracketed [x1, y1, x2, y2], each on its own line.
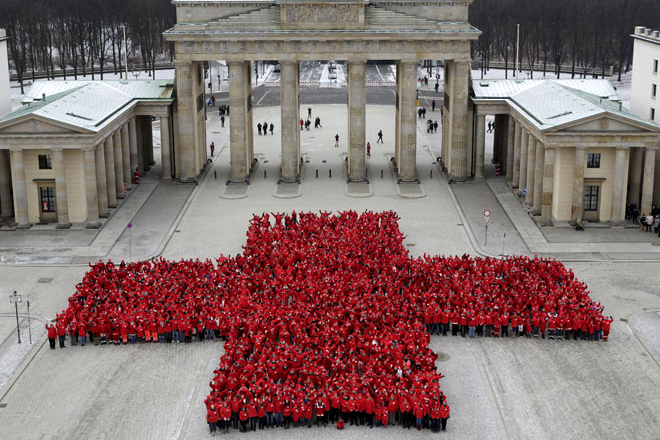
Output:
[247, 400, 258, 431]
[336, 418, 345, 429]
[78, 324, 87, 346]
[430, 400, 441, 432]
[56, 321, 66, 348]
[219, 402, 231, 433]
[439, 400, 450, 431]
[602, 316, 613, 341]
[46, 323, 57, 349]
[206, 404, 219, 436]
[239, 406, 249, 432]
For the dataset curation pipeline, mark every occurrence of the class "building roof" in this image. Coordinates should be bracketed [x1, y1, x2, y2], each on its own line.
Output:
[632, 26, 660, 46]
[0, 79, 174, 133]
[165, 4, 480, 35]
[472, 78, 660, 132]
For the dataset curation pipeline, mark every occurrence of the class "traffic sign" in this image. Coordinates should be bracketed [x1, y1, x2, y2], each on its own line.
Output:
[127, 223, 132, 229]
[9, 294, 22, 303]
[483, 209, 491, 217]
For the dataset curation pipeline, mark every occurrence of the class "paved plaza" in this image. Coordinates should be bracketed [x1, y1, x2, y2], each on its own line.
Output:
[0, 101, 659, 440]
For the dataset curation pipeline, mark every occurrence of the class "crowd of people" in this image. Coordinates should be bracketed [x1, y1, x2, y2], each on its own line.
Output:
[51, 211, 608, 435]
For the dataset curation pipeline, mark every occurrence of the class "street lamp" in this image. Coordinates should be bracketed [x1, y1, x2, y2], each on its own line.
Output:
[9, 291, 22, 344]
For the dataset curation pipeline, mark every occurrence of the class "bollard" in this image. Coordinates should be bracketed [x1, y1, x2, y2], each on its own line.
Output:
[430, 169, 433, 179]
[316, 169, 318, 178]
[214, 170, 217, 179]
[329, 169, 332, 178]
[381, 169, 384, 178]
[264, 170, 267, 179]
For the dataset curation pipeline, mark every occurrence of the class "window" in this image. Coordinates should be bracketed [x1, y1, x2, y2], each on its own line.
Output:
[652, 108, 656, 121]
[38, 154, 52, 169]
[655, 60, 659, 74]
[586, 153, 601, 168]
[40, 187, 55, 212]
[653, 84, 658, 98]
[584, 185, 599, 211]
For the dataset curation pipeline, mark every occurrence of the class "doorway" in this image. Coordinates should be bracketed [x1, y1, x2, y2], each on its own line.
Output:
[38, 183, 57, 224]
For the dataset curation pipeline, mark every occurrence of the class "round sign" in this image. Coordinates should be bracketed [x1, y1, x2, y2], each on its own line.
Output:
[483, 209, 491, 217]
[127, 223, 133, 229]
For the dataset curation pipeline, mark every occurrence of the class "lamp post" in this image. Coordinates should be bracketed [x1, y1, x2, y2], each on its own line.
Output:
[127, 222, 133, 261]
[9, 291, 22, 344]
[123, 25, 129, 80]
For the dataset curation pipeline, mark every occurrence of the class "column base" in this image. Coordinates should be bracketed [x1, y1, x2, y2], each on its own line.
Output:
[117, 193, 126, 199]
[279, 175, 301, 184]
[448, 174, 469, 183]
[162, 176, 172, 182]
[475, 175, 485, 181]
[16, 222, 33, 229]
[609, 221, 625, 227]
[99, 211, 110, 218]
[149, 160, 156, 166]
[56, 222, 72, 230]
[86, 222, 102, 229]
[108, 203, 117, 209]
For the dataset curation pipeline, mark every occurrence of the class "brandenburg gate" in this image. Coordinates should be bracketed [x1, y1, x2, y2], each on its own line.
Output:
[164, 0, 480, 184]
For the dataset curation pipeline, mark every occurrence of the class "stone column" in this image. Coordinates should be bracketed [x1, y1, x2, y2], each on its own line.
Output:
[113, 130, 125, 198]
[9, 149, 30, 228]
[175, 60, 195, 181]
[541, 146, 555, 224]
[641, 147, 656, 216]
[160, 115, 172, 181]
[398, 60, 418, 181]
[532, 141, 545, 215]
[611, 147, 627, 225]
[52, 148, 70, 228]
[506, 117, 515, 181]
[129, 117, 139, 177]
[475, 114, 486, 179]
[348, 60, 367, 182]
[512, 122, 522, 188]
[518, 130, 529, 195]
[83, 149, 101, 229]
[571, 146, 586, 223]
[228, 61, 250, 182]
[448, 60, 470, 181]
[104, 136, 117, 208]
[121, 123, 132, 191]
[627, 147, 643, 207]
[0, 149, 13, 218]
[525, 136, 537, 205]
[95, 141, 109, 218]
[280, 60, 300, 182]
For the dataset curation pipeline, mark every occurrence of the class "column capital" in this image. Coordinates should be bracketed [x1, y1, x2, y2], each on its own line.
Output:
[646, 145, 659, 150]
[399, 59, 418, 66]
[173, 59, 191, 67]
[51, 147, 64, 152]
[615, 146, 627, 151]
[575, 145, 588, 151]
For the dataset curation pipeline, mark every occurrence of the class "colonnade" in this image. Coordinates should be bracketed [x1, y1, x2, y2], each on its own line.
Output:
[0, 112, 172, 229]
[175, 58, 470, 184]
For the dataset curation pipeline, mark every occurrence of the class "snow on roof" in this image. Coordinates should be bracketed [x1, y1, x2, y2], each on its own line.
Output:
[472, 78, 659, 131]
[0, 79, 174, 133]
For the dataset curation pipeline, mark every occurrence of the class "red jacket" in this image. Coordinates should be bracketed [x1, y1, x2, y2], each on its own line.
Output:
[206, 408, 219, 423]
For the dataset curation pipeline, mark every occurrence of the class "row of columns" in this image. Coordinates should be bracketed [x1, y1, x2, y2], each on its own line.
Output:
[183, 58, 469, 184]
[504, 120, 554, 224]
[0, 113, 170, 228]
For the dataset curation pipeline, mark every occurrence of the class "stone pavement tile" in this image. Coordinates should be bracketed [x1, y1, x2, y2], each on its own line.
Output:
[472, 320, 660, 440]
[633, 311, 660, 362]
[450, 179, 530, 257]
[0, 342, 220, 440]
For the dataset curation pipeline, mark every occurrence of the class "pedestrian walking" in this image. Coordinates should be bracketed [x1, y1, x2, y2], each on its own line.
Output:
[377, 130, 383, 143]
[434, 82, 439, 92]
[210, 142, 215, 156]
[220, 115, 225, 127]
[257, 123, 262, 135]
[432, 100, 436, 111]
[263, 121, 268, 134]
[335, 134, 339, 148]
[300, 119, 304, 131]
[269, 123, 274, 135]
[308, 108, 312, 118]
[434, 120, 438, 132]
[211, 95, 216, 106]
[367, 142, 371, 157]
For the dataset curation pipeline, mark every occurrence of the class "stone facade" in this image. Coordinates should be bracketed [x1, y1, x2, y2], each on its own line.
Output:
[0, 80, 174, 227]
[165, 0, 480, 183]
[472, 79, 660, 225]
[631, 26, 660, 206]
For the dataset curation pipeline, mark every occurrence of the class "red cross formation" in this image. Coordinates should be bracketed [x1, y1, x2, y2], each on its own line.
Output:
[58, 210, 605, 428]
